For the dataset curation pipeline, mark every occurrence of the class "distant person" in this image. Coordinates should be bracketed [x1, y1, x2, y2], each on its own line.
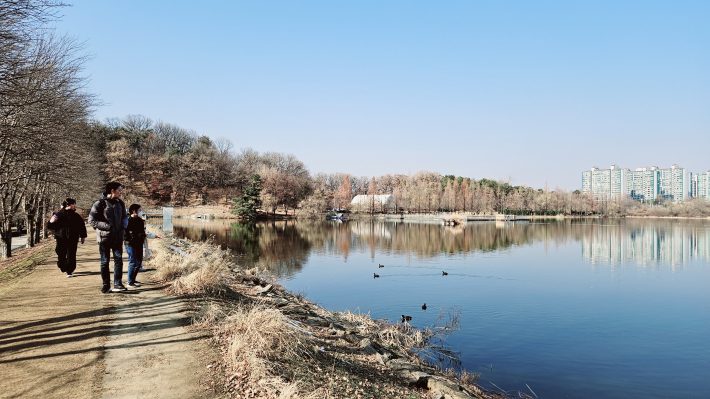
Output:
[47, 198, 87, 278]
[124, 204, 146, 288]
[88, 182, 129, 293]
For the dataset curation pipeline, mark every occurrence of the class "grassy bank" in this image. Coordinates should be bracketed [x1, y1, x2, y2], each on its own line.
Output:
[0, 239, 54, 293]
[145, 227, 528, 399]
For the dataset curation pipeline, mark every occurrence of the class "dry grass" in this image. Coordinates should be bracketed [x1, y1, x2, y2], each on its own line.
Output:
[147, 228, 491, 399]
[441, 367, 481, 386]
[148, 238, 232, 296]
[191, 301, 228, 328]
[221, 305, 309, 382]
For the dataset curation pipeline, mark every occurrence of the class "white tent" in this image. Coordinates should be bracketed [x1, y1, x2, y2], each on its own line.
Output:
[350, 194, 394, 210]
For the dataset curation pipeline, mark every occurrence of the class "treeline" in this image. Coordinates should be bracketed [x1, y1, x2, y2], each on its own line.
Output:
[86, 116, 588, 216]
[89, 115, 710, 219]
[0, 1, 99, 258]
[90, 114, 311, 215]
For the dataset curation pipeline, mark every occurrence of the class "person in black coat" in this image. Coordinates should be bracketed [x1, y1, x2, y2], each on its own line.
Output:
[47, 198, 88, 277]
[124, 203, 146, 287]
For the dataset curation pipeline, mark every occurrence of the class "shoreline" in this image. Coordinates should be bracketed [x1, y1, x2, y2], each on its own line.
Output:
[148, 226, 528, 399]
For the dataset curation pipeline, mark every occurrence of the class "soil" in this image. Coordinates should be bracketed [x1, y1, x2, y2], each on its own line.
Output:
[0, 235, 217, 399]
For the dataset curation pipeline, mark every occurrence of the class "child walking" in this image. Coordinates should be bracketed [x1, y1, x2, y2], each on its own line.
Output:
[125, 204, 147, 287]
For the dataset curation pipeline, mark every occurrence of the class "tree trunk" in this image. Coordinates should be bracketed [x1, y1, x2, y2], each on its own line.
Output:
[25, 211, 36, 248]
[35, 211, 43, 242]
[1, 219, 12, 259]
[41, 204, 49, 239]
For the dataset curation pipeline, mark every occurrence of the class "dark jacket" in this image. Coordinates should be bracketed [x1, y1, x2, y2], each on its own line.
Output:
[124, 216, 146, 247]
[88, 194, 128, 244]
[47, 208, 87, 241]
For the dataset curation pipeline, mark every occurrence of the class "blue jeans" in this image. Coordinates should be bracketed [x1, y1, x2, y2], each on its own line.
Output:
[125, 245, 143, 284]
[99, 241, 123, 286]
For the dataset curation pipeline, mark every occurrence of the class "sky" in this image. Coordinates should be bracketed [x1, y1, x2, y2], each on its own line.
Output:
[53, 1, 710, 190]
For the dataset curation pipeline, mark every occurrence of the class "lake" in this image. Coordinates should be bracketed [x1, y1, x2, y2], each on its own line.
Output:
[165, 217, 710, 399]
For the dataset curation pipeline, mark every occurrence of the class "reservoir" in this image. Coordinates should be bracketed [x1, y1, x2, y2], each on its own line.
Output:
[167, 218, 710, 399]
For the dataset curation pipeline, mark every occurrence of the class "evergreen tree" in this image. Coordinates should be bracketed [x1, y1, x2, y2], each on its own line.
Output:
[232, 174, 263, 219]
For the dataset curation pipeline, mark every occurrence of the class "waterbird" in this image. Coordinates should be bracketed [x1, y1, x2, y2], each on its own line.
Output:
[442, 271, 448, 276]
[373, 273, 379, 278]
[422, 303, 427, 310]
[378, 264, 384, 268]
[401, 315, 412, 322]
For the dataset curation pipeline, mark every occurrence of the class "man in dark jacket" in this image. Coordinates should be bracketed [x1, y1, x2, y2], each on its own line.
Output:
[88, 182, 129, 293]
[47, 198, 87, 277]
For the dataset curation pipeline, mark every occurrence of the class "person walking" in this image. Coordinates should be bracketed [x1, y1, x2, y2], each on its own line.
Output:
[124, 204, 146, 288]
[88, 182, 129, 293]
[47, 198, 87, 277]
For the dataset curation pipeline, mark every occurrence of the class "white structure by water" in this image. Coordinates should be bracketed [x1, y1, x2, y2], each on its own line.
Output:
[350, 194, 395, 211]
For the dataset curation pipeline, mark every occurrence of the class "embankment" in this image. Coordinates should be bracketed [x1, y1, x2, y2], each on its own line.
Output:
[147, 226, 530, 399]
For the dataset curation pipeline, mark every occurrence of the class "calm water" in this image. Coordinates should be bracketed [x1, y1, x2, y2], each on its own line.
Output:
[168, 218, 710, 399]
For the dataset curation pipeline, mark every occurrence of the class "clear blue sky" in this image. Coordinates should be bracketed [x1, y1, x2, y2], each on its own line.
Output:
[54, 1, 709, 190]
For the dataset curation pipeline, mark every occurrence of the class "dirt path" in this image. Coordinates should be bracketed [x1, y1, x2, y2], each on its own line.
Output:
[0, 237, 214, 399]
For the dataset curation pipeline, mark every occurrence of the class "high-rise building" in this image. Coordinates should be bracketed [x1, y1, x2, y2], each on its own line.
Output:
[583, 164, 701, 202]
[657, 164, 691, 201]
[693, 171, 710, 200]
[626, 166, 659, 201]
[581, 165, 627, 200]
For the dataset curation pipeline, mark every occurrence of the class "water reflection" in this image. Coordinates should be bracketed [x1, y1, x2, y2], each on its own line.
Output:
[171, 219, 312, 277]
[169, 218, 710, 276]
[580, 219, 710, 270]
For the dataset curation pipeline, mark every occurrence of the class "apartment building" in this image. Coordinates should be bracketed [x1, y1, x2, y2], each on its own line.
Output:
[626, 167, 659, 201]
[583, 164, 694, 202]
[581, 165, 627, 200]
[657, 165, 691, 201]
[693, 172, 710, 199]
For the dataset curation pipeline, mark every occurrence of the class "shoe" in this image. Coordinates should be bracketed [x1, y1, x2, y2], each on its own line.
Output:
[101, 285, 110, 294]
[113, 284, 127, 292]
[127, 282, 140, 288]
[66, 274, 74, 278]
[138, 268, 147, 272]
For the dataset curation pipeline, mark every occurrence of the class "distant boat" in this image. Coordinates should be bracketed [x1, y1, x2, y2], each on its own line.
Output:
[327, 209, 349, 220]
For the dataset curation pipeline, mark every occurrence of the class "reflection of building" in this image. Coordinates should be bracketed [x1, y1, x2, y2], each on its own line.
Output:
[580, 224, 709, 270]
[349, 221, 392, 239]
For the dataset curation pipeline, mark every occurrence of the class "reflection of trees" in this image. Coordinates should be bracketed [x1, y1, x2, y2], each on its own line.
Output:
[172, 218, 710, 276]
[173, 219, 311, 277]
[254, 221, 311, 277]
[230, 222, 260, 264]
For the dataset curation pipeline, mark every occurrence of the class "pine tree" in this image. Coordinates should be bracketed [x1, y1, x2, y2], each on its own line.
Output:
[232, 174, 263, 219]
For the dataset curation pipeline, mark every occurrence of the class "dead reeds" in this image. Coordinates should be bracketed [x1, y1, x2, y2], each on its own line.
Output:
[222, 305, 309, 381]
[148, 238, 232, 297]
[146, 229, 489, 399]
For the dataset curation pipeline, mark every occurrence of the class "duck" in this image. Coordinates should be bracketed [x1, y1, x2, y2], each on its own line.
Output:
[422, 303, 427, 310]
[442, 271, 448, 276]
[378, 264, 384, 268]
[401, 315, 412, 322]
[373, 273, 380, 278]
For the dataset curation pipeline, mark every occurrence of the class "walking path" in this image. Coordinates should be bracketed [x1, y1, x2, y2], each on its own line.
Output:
[0, 238, 214, 398]
[10, 235, 26, 252]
